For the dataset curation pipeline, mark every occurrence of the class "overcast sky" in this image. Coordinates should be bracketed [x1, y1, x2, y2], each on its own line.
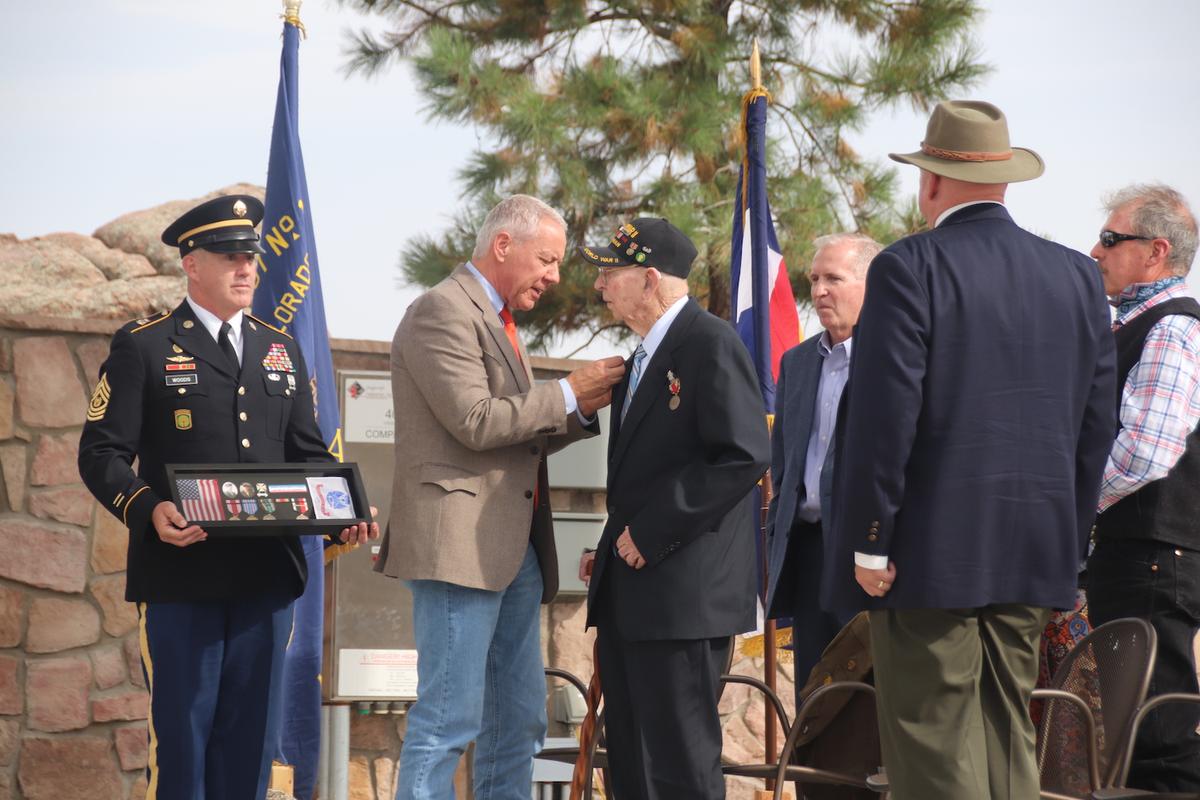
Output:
[2, 0, 1198, 353]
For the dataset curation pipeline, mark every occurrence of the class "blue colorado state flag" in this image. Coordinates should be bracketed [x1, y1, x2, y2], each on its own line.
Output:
[251, 11, 341, 799]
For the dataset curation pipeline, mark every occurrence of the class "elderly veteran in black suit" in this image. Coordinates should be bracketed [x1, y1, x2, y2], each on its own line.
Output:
[764, 232, 881, 692]
[824, 102, 1116, 799]
[78, 195, 377, 800]
[577, 218, 770, 800]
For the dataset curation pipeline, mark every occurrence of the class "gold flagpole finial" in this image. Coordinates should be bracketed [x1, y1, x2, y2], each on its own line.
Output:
[750, 37, 762, 91]
[282, 0, 307, 37]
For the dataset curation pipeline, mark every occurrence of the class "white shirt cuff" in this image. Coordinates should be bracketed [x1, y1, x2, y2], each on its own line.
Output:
[557, 377, 578, 414]
[854, 552, 889, 570]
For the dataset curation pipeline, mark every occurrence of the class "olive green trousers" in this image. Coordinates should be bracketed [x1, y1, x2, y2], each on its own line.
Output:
[869, 604, 1051, 800]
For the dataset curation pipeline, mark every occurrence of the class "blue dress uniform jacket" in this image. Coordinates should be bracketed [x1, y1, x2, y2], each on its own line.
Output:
[78, 299, 334, 602]
[824, 203, 1116, 616]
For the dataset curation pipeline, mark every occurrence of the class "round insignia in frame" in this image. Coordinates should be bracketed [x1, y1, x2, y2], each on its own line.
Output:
[267, 373, 281, 381]
[221, 481, 238, 498]
[183, 320, 194, 329]
[233, 199, 248, 218]
[239, 482, 255, 498]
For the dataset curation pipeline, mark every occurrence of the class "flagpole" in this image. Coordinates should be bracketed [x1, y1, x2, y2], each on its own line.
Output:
[747, 37, 783, 797]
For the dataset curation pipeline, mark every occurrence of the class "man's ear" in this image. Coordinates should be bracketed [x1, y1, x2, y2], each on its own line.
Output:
[925, 172, 942, 202]
[643, 267, 661, 294]
[181, 253, 197, 280]
[492, 232, 512, 262]
[1147, 238, 1173, 272]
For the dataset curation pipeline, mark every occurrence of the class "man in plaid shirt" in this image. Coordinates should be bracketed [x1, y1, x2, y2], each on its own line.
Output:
[1088, 184, 1200, 792]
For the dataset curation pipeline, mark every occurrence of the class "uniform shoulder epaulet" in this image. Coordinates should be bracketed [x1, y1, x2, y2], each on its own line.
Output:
[127, 309, 173, 334]
[245, 313, 293, 340]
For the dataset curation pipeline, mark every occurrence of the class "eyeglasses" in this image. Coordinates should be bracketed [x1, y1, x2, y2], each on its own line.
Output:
[595, 265, 643, 285]
[1099, 230, 1152, 248]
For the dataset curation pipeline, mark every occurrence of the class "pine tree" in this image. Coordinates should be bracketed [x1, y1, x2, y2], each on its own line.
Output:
[343, 0, 987, 349]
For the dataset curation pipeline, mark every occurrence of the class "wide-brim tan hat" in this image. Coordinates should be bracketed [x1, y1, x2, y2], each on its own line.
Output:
[889, 100, 1044, 184]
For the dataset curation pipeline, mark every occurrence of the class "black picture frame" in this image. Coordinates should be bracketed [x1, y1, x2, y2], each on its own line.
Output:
[165, 462, 373, 537]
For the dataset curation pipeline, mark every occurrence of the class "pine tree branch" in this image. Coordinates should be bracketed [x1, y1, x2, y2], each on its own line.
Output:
[773, 102, 856, 230]
[763, 57, 864, 89]
[564, 323, 625, 358]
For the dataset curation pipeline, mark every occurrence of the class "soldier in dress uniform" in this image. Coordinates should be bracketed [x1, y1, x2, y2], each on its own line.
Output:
[77, 194, 377, 800]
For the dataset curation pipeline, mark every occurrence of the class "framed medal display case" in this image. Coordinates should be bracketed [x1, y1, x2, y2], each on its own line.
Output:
[165, 462, 372, 537]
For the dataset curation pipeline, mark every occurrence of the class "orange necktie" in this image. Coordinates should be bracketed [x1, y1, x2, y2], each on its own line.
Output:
[500, 307, 539, 507]
[499, 306, 524, 366]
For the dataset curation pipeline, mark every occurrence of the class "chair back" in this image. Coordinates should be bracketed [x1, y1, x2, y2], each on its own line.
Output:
[1036, 617, 1156, 796]
[775, 681, 880, 800]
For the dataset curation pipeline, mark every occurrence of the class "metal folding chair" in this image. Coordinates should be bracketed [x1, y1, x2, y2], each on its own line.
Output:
[1034, 618, 1157, 799]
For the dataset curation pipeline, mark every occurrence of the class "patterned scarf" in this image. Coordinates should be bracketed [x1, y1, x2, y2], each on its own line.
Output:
[1113, 276, 1186, 320]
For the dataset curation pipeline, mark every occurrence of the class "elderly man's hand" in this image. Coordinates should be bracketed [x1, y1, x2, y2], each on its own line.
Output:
[616, 527, 645, 570]
[578, 550, 596, 586]
[855, 561, 896, 598]
[568, 357, 625, 404]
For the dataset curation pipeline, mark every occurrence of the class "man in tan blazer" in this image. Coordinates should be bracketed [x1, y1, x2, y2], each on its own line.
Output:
[375, 195, 624, 800]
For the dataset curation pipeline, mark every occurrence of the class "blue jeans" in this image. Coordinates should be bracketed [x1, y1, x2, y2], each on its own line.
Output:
[397, 543, 546, 800]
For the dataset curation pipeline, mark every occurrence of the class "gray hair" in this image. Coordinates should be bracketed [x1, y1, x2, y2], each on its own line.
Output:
[812, 232, 884, 277]
[471, 195, 567, 261]
[1104, 183, 1198, 277]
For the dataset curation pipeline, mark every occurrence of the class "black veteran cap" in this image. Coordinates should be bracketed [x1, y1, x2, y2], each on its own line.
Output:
[577, 217, 698, 278]
[161, 195, 266, 256]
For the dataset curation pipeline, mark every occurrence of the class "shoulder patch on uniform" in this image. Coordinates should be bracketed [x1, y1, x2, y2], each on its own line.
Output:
[87, 373, 111, 422]
[245, 313, 293, 339]
[130, 310, 173, 333]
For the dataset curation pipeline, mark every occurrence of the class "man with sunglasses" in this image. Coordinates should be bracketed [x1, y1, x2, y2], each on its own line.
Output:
[1087, 184, 1200, 793]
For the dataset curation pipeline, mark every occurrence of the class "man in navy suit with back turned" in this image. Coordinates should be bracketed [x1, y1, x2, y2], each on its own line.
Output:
[824, 101, 1116, 799]
[764, 232, 881, 692]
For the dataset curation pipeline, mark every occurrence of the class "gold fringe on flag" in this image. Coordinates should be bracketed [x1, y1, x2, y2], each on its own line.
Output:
[738, 627, 794, 662]
[281, 0, 308, 39]
[737, 39, 772, 215]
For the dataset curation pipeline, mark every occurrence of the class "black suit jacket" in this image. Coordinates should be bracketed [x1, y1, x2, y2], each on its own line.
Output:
[824, 204, 1116, 616]
[764, 334, 836, 619]
[585, 298, 770, 641]
[78, 300, 334, 603]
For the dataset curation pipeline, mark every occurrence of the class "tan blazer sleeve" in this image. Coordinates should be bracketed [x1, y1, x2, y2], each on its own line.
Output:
[399, 290, 568, 450]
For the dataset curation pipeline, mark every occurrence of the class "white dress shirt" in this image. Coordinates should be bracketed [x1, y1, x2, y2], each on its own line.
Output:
[626, 295, 689, 403]
[186, 296, 243, 365]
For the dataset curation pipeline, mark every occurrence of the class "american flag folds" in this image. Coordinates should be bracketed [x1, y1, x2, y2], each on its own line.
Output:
[177, 479, 224, 521]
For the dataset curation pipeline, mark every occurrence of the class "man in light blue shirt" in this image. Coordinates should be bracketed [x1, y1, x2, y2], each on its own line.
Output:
[764, 232, 881, 691]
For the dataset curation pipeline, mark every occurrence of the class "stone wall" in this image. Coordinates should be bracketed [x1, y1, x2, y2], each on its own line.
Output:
[0, 313, 791, 799]
[0, 316, 152, 800]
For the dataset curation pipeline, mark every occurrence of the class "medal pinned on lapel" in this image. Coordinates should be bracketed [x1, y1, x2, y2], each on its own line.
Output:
[667, 370, 681, 411]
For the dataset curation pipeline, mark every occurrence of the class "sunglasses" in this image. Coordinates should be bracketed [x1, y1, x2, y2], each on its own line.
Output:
[1099, 230, 1152, 248]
